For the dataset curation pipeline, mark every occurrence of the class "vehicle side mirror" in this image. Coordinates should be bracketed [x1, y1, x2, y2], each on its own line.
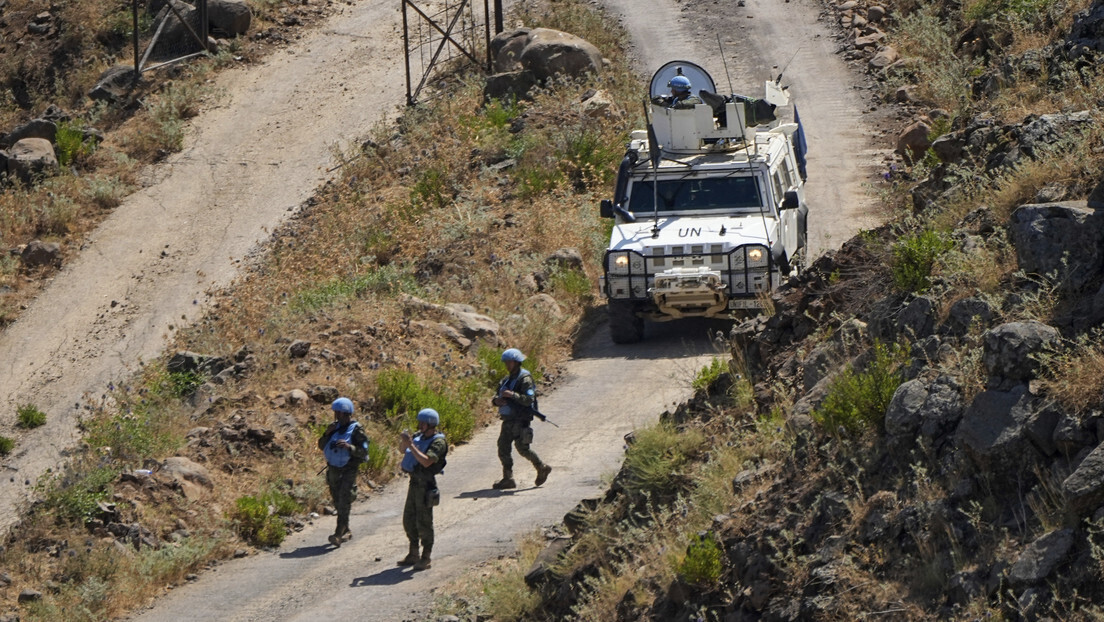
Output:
[600, 199, 614, 219]
[781, 190, 799, 210]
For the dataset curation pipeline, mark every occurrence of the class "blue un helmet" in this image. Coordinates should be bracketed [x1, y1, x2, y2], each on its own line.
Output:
[417, 408, 440, 426]
[501, 348, 526, 363]
[668, 75, 692, 93]
[331, 397, 355, 414]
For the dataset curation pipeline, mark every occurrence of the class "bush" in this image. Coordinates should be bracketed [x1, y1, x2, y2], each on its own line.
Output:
[42, 466, 119, 523]
[813, 341, 905, 435]
[291, 264, 420, 312]
[891, 229, 953, 292]
[17, 403, 46, 428]
[376, 368, 476, 442]
[55, 120, 96, 167]
[692, 358, 728, 392]
[0, 436, 12, 456]
[622, 421, 705, 496]
[232, 490, 300, 547]
[678, 532, 723, 586]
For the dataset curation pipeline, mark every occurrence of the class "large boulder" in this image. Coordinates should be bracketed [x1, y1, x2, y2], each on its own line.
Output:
[20, 240, 61, 269]
[1009, 202, 1104, 292]
[884, 375, 963, 443]
[6, 138, 58, 182]
[981, 321, 1060, 383]
[490, 27, 602, 83]
[0, 118, 57, 149]
[208, 0, 251, 36]
[957, 385, 1044, 474]
[89, 65, 140, 104]
[151, 0, 205, 59]
[1063, 442, 1104, 515]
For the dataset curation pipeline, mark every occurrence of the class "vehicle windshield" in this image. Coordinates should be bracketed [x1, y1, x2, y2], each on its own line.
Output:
[626, 175, 764, 214]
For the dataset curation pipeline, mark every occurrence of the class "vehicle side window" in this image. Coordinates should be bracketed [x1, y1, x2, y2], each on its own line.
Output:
[780, 160, 793, 191]
[771, 172, 785, 207]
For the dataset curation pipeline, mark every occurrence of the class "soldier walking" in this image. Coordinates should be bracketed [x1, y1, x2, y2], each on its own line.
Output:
[491, 348, 552, 489]
[397, 408, 447, 571]
[318, 397, 370, 547]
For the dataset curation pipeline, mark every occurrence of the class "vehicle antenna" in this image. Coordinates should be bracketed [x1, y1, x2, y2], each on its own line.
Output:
[776, 45, 802, 84]
[717, 34, 734, 94]
[643, 99, 663, 237]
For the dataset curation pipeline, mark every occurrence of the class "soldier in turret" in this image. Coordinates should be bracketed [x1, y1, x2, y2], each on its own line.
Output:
[652, 75, 703, 109]
[318, 397, 370, 547]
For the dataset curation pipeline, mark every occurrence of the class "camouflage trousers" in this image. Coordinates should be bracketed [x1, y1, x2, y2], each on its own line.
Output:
[403, 478, 436, 553]
[326, 463, 358, 535]
[497, 417, 543, 475]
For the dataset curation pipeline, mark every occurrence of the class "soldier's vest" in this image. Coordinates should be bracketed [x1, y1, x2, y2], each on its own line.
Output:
[324, 421, 360, 468]
[402, 432, 445, 474]
[497, 369, 533, 418]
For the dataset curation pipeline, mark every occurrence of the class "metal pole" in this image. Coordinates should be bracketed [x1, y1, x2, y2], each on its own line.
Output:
[132, 0, 140, 77]
[403, 0, 414, 106]
[493, 0, 503, 33]
[200, 0, 209, 51]
[484, 0, 491, 71]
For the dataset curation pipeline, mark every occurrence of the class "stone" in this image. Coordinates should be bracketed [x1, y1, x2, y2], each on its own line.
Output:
[208, 0, 251, 36]
[896, 118, 932, 162]
[288, 340, 311, 358]
[20, 240, 61, 269]
[545, 247, 584, 271]
[1008, 529, 1074, 588]
[7, 137, 58, 181]
[1009, 202, 1104, 293]
[1063, 442, 1104, 515]
[982, 321, 1060, 382]
[88, 65, 140, 103]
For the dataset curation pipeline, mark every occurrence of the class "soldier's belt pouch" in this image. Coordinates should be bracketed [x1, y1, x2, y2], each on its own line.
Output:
[426, 488, 441, 507]
[521, 426, 534, 445]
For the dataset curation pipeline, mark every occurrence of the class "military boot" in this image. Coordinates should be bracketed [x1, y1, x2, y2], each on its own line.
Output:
[493, 469, 516, 489]
[397, 542, 420, 566]
[413, 548, 432, 571]
[535, 464, 552, 487]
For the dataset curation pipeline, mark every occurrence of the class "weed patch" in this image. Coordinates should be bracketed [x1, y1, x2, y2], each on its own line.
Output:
[376, 368, 477, 442]
[623, 421, 705, 497]
[232, 490, 300, 547]
[677, 531, 723, 586]
[891, 229, 954, 293]
[17, 403, 47, 428]
[813, 341, 905, 435]
[0, 436, 13, 455]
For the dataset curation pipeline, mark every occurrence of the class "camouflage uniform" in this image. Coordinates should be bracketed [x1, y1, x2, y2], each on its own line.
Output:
[403, 433, 447, 561]
[495, 369, 550, 486]
[318, 421, 370, 541]
[652, 93, 704, 109]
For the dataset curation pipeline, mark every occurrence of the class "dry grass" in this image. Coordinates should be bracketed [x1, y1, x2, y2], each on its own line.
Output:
[1038, 334, 1104, 415]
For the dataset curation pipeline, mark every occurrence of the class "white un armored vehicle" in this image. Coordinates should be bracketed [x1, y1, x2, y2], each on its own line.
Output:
[599, 61, 809, 343]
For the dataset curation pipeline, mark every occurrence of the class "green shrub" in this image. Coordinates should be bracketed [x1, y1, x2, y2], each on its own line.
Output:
[813, 341, 905, 435]
[232, 490, 300, 547]
[84, 409, 181, 462]
[17, 403, 47, 428]
[159, 370, 205, 398]
[291, 264, 420, 311]
[42, 466, 119, 523]
[55, 120, 96, 167]
[363, 439, 391, 473]
[0, 436, 13, 456]
[692, 358, 728, 392]
[678, 532, 723, 586]
[376, 368, 476, 442]
[411, 166, 454, 210]
[548, 266, 592, 300]
[623, 421, 705, 496]
[891, 229, 953, 293]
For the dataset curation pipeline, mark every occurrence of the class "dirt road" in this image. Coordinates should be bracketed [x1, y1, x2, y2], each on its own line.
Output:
[0, 0, 886, 617]
[0, 1, 404, 529]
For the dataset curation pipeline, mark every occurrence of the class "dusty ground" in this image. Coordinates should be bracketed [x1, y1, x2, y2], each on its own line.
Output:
[1, 0, 891, 618]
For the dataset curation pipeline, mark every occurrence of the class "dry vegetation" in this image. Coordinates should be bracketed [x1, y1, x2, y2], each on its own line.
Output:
[0, 0, 643, 619]
[431, 0, 1104, 619]
[0, 0, 331, 326]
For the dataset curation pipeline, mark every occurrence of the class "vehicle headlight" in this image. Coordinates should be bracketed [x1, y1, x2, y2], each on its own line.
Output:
[747, 246, 769, 268]
[608, 252, 630, 275]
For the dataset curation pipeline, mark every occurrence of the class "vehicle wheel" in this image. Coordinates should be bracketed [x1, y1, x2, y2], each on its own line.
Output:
[608, 301, 644, 344]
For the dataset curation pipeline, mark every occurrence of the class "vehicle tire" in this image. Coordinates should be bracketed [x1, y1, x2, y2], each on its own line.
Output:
[608, 300, 644, 344]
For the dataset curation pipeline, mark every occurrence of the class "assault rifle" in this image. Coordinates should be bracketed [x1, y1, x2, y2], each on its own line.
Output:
[509, 399, 559, 428]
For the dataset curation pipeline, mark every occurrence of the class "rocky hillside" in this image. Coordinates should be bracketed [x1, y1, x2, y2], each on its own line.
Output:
[461, 0, 1104, 620]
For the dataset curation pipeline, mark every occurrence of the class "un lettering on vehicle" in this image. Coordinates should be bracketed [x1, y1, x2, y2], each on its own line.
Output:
[678, 228, 701, 237]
